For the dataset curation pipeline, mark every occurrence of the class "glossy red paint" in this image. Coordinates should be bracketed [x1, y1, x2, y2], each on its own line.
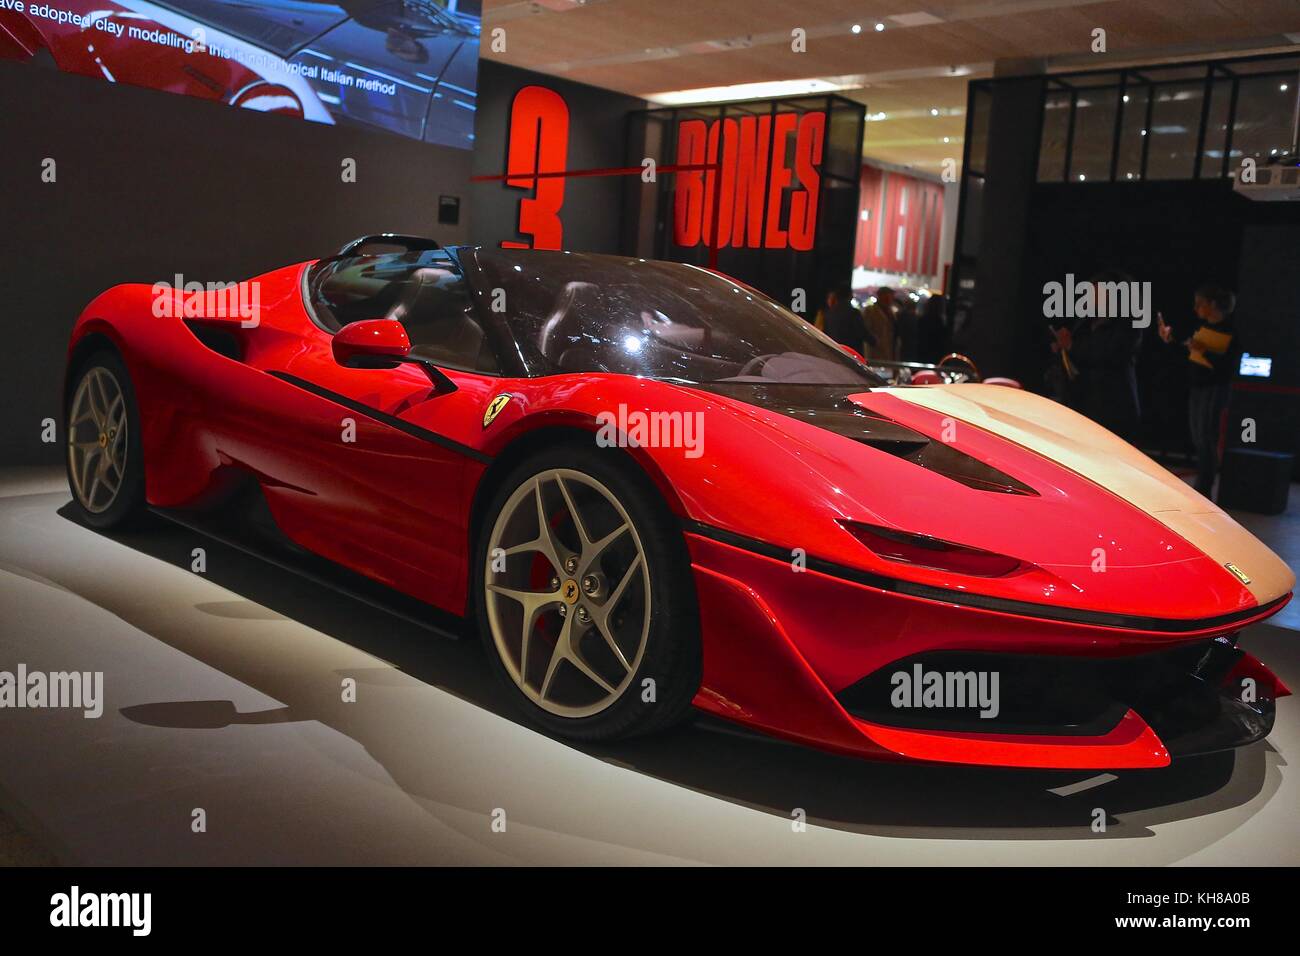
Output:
[1227, 652, 1292, 700]
[331, 319, 412, 366]
[685, 532, 1285, 768]
[66, 253, 1294, 769]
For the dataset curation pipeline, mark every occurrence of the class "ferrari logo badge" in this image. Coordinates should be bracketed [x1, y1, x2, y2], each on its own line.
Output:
[483, 394, 513, 429]
[1225, 563, 1251, 585]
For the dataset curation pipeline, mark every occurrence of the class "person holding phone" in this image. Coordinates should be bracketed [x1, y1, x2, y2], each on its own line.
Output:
[1159, 285, 1237, 497]
[1049, 272, 1142, 443]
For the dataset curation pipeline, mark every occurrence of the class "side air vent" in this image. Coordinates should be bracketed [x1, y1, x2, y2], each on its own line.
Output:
[183, 320, 244, 362]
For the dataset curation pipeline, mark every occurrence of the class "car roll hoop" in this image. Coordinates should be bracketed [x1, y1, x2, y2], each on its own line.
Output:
[337, 234, 443, 257]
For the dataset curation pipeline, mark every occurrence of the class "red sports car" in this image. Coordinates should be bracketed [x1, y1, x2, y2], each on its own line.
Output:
[64, 235, 1295, 769]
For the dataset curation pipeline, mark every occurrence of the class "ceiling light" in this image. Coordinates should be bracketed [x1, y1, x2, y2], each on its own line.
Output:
[646, 77, 852, 105]
[1282, 84, 1290, 92]
[943, 136, 950, 143]
[851, 23, 861, 34]
[874, 22, 885, 32]
[1122, 94, 1130, 102]
[930, 108, 939, 116]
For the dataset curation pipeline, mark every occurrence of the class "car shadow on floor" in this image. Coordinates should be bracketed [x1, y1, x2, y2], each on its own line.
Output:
[60, 505, 1286, 842]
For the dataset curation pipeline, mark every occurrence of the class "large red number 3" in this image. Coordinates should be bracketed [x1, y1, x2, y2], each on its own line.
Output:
[503, 86, 570, 250]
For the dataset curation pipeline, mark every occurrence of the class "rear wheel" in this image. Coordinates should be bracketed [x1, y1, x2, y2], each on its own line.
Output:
[66, 351, 145, 529]
[474, 445, 700, 741]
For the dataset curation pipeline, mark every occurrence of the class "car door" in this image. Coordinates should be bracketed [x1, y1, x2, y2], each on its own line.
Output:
[260, 247, 501, 613]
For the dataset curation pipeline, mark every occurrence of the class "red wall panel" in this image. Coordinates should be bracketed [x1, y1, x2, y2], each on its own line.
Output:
[854, 163, 944, 277]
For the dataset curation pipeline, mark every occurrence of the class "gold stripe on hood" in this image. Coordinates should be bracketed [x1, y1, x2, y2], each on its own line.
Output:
[877, 384, 1294, 606]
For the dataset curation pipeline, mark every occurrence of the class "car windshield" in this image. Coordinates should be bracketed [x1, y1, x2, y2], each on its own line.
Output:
[466, 249, 883, 386]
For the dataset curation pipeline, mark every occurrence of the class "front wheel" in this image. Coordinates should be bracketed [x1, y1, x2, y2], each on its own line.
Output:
[474, 445, 701, 741]
[65, 350, 146, 529]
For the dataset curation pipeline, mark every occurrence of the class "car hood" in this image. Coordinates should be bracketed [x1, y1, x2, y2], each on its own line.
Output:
[671, 380, 1292, 623]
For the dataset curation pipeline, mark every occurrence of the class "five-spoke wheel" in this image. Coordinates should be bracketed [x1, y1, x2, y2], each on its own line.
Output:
[485, 468, 650, 718]
[68, 366, 129, 514]
[66, 351, 145, 529]
[475, 444, 700, 740]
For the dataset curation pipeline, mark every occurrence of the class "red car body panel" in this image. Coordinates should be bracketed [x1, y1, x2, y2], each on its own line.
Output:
[66, 254, 1295, 769]
[687, 534, 1286, 768]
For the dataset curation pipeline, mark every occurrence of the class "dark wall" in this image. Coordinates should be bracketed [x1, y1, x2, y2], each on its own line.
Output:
[1230, 221, 1300, 472]
[470, 60, 647, 253]
[0, 58, 473, 465]
[1020, 179, 1300, 454]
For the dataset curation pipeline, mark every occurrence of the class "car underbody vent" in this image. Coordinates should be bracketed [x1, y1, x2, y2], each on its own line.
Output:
[835, 642, 1274, 757]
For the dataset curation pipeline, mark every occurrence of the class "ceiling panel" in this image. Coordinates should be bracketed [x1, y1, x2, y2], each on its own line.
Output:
[483, 0, 1300, 173]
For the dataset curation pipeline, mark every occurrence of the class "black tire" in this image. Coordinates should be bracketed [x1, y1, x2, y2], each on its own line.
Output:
[473, 443, 701, 741]
[65, 349, 146, 530]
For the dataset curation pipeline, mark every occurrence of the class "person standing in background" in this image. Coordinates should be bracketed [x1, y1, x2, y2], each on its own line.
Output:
[862, 287, 897, 361]
[1052, 271, 1143, 443]
[895, 293, 920, 362]
[917, 293, 950, 363]
[822, 284, 874, 356]
[1158, 285, 1238, 497]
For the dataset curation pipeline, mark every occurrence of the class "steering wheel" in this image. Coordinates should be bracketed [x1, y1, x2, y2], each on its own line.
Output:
[738, 354, 774, 377]
[937, 352, 980, 381]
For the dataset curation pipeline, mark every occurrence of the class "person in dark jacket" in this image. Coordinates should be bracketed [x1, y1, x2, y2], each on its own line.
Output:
[1052, 272, 1142, 443]
[822, 284, 873, 355]
[916, 293, 950, 364]
[896, 293, 920, 361]
[1159, 284, 1238, 496]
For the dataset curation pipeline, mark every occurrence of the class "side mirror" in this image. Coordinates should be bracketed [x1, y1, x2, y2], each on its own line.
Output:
[331, 318, 458, 394]
[332, 319, 411, 368]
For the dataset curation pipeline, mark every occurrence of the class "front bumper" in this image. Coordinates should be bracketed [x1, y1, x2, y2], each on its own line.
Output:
[686, 531, 1290, 769]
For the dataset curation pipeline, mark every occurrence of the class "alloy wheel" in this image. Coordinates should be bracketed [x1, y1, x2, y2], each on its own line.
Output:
[67, 366, 129, 514]
[485, 468, 651, 718]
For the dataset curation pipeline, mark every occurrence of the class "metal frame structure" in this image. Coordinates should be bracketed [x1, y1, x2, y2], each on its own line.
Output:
[1034, 51, 1300, 184]
[948, 49, 1300, 301]
[629, 93, 866, 282]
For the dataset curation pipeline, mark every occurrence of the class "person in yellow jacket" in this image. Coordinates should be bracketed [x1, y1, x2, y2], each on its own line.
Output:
[862, 287, 897, 361]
